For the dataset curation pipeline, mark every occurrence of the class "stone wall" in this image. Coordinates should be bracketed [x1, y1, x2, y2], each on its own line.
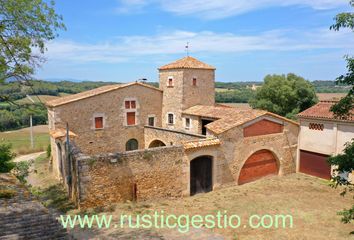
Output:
[159, 68, 215, 131]
[217, 120, 299, 185]
[73, 146, 186, 209]
[144, 126, 205, 148]
[48, 84, 163, 178]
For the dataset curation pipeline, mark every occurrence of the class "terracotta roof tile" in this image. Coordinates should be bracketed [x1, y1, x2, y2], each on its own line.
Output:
[183, 138, 221, 150]
[46, 82, 162, 107]
[183, 105, 298, 134]
[49, 128, 77, 139]
[159, 56, 215, 70]
[298, 101, 354, 122]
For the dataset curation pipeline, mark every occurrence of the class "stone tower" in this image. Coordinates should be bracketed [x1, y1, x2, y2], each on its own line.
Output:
[158, 56, 215, 130]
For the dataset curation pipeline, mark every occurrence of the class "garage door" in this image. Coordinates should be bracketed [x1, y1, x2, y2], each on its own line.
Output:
[238, 150, 278, 185]
[299, 150, 331, 179]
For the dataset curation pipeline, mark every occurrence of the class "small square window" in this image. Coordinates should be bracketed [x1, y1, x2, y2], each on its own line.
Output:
[168, 113, 174, 125]
[95, 117, 103, 129]
[185, 118, 191, 129]
[125, 100, 136, 109]
[125, 101, 130, 109]
[148, 117, 155, 126]
[192, 78, 197, 86]
[131, 101, 136, 109]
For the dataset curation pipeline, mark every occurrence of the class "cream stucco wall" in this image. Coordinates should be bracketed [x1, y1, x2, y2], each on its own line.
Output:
[298, 118, 354, 156]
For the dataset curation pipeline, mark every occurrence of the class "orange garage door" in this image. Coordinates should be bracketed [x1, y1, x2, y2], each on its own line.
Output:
[299, 150, 331, 179]
[238, 150, 278, 185]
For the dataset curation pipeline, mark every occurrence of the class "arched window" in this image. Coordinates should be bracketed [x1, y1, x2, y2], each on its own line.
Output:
[126, 139, 139, 151]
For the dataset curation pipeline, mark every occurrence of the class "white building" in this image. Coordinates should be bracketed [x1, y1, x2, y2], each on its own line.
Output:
[297, 101, 354, 179]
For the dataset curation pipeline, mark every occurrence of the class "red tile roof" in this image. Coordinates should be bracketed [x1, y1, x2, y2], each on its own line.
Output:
[298, 101, 353, 122]
[183, 105, 298, 134]
[159, 56, 215, 70]
[183, 138, 221, 150]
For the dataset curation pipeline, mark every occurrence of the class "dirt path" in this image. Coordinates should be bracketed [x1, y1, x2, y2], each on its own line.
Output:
[13, 151, 46, 163]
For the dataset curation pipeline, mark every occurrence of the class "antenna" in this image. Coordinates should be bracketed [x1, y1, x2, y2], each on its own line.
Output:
[185, 42, 189, 56]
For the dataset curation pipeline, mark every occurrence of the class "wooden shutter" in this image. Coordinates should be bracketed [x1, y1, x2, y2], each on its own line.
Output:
[131, 101, 136, 109]
[125, 101, 130, 109]
[127, 112, 136, 125]
[95, 117, 103, 129]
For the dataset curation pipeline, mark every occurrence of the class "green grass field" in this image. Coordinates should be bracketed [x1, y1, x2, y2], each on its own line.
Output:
[0, 125, 49, 155]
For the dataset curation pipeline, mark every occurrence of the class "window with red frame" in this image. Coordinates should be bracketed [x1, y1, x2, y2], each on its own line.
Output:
[127, 112, 136, 125]
[125, 100, 136, 109]
[95, 117, 103, 129]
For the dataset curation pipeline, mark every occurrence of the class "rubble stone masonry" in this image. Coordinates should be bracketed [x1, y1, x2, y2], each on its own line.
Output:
[74, 146, 186, 209]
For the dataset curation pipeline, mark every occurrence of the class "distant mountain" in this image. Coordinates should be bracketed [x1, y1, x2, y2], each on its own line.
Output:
[44, 78, 91, 82]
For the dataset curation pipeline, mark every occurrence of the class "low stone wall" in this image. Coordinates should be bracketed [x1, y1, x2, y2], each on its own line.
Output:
[73, 145, 186, 208]
[144, 125, 205, 148]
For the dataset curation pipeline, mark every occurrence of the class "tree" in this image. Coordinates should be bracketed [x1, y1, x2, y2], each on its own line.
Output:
[328, 140, 354, 228]
[330, 0, 354, 118]
[328, 1, 354, 229]
[249, 73, 318, 119]
[0, 143, 15, 173]
[0, 0, 65, 101]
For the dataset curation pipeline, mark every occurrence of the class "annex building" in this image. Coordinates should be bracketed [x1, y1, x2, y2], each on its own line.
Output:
[46, 56, 299, 208]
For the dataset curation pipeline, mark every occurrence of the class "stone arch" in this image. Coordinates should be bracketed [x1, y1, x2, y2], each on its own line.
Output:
[237, 149, 280, 185]
[148, 139, 166, 148]
[190, 155, 213, 196]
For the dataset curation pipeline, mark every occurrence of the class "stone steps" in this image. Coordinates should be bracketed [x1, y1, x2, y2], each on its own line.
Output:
[0, 174, 72, 240]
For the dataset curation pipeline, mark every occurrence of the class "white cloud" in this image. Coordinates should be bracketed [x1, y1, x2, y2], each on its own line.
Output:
[44, 28, 354, 64]
[116, 0, 348, 19]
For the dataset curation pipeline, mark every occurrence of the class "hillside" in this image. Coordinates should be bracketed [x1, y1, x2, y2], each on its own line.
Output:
[0, 79, 349, 132]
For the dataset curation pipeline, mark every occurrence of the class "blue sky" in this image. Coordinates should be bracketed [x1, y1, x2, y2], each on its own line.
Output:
[36, 0, 354, 82]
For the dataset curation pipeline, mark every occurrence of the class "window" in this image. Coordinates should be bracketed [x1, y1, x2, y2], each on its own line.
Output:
[192, 78, 197, 86]
[125, 100, 136, 109]
[127, 112, 136, 126]
[168, 113, 174, 125]
[309, 123, 324, 131]
[148, 117, 155, 126]
[94, 117, 103, 129]
[126, 139, 138, 151]
[185, 118, 191, 129]
[168, 77, 173, 87]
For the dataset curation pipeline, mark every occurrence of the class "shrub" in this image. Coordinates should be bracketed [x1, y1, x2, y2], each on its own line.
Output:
[0, 144, 16, 173]
[12, 161, 31, 183]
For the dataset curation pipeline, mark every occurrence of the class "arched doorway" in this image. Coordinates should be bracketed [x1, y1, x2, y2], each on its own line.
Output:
[190, 156, 213, 196]
[126, 139, 139, 151]
[238, 149, 278, 185]
[148, 140, 166, 148]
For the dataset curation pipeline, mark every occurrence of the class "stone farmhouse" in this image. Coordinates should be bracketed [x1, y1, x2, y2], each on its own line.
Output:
[297, 101, 354, 179]
[46, 56, 299, 208]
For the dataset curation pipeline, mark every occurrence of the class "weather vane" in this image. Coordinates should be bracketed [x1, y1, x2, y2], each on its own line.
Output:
[185, 42, 189, 56]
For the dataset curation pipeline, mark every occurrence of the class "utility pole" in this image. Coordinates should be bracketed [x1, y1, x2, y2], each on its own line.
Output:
[30, 115, 34, 149]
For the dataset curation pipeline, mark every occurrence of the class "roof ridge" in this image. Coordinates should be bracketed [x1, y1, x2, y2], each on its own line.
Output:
[159, 56, 215, 70]
[46, 82, 162, 107]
